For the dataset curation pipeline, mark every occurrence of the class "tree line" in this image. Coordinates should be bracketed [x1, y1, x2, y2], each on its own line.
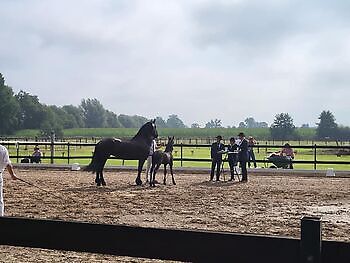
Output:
[1, 73, 349, 140]
[0, 73, 187, 137]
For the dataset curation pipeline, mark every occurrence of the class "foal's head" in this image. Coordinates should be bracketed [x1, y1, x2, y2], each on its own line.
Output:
[165, 136, 175, 153]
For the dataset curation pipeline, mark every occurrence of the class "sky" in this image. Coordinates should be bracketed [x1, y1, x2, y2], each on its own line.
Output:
[1, 0, 349, 127]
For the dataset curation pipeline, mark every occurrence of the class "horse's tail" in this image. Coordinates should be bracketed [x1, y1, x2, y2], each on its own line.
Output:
[84, 149, 98, 173]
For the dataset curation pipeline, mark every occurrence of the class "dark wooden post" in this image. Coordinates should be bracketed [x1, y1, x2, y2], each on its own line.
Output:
[50, 131, 55, 164]
[67, 142, 70, 164]
[300, 216, 322, 263]
[314, 144, 317, 170]
[180, 143, 183, 167]
[16, 142, 19, 163]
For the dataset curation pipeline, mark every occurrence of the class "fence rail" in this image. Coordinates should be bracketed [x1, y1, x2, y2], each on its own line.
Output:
[0, 216, 349, 262]
[1, 141, 350, 169]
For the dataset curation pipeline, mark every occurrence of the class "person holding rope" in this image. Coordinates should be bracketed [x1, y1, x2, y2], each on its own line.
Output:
[0, 144, 18, 216]
[210, 135, 225, 181]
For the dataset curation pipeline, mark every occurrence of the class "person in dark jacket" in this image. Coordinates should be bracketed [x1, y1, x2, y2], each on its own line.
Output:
[210, 135, 225, 181]
[238, 132, 249, 182]
[227, 137, 238, 181]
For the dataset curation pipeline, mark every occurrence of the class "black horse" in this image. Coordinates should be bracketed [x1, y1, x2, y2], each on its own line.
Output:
[149, 136, 176, 187]
[84, 120, 158, 186]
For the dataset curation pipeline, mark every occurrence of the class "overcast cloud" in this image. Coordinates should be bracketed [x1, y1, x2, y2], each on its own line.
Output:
[1, 0, 349, 127]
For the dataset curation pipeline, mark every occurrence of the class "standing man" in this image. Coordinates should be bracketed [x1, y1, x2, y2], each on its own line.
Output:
[210, 135, 225, 181]
[0, 144, 18, 216]
[238, 132, 249, 182]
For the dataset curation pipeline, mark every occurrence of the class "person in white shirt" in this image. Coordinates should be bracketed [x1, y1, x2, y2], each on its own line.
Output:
[0, 144, 18, 216]
[145, 139, 157, 182]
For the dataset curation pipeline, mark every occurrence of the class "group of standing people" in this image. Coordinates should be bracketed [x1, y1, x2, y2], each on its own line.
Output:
[210, 132, 249, 183]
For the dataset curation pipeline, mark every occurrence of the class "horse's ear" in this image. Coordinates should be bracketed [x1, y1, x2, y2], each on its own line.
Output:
[172, 136, 174, 140]
[152, 119, 156, 124]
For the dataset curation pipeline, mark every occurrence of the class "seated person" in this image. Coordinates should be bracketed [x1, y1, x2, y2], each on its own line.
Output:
[31, 146, 42, 163]
[280, 143, 294, 157]
[279, 143, 294, 169]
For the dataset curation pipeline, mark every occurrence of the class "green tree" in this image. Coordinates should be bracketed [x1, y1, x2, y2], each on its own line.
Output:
[0, 73, 19, 134]
[80, 98, 107, 128]
[105, 110, 123, 128]
[205, 119, 222, 128]
[15, 90, 46, 129]
[270, 113, 296, 140]
[191, 123, 200, 128]
[316, 110, 338, 139]
[62, 105, 85, 128]
[155, 116, 167, 128]
[166, 114, 187, 128]
[130, 115, 150, 128]
[39, 106, 64, 138]
[118, 114, 136, 128]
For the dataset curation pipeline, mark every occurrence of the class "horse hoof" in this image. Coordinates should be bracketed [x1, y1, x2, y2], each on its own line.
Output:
[96, 182, 101, 187]
[136, 178, 142, 186]
[101, 181, 106, 186]
[173, 181, 176, 185]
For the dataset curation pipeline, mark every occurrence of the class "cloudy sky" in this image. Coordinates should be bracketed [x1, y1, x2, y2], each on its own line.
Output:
[1, 0, 349, 127]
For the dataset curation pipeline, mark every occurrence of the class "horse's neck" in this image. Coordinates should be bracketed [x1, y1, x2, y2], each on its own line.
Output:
[164, 145, 173, 153]
[131, 135, 152, 145]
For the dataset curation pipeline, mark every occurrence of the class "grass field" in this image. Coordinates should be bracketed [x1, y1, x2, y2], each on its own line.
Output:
[6, 141, 350, 170]
[11, 127, 319, 140]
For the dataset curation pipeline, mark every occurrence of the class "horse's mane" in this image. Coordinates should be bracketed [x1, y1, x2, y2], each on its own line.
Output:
[131, 121, 154, 141]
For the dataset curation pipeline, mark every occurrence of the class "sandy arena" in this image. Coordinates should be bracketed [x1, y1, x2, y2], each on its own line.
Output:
[0, 168, 349, 262]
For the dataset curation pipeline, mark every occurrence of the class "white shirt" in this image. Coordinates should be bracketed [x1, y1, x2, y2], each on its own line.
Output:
[0, 145, 11, 173]
[149, 140, 157, 155]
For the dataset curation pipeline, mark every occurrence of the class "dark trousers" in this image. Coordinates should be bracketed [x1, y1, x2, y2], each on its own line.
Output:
[240, 160, 248, 181]
[248, 150, 257, 168]
[228, 156, 238, 180]
[210, 159, 222, 181]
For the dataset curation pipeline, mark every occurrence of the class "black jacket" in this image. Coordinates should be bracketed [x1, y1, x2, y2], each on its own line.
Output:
[211, 142, 225, 160]
[227, 144, 238, 161]
[238, 138, 249, 161]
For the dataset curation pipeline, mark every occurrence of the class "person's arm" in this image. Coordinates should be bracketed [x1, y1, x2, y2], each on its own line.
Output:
[6, 163, 18, 180]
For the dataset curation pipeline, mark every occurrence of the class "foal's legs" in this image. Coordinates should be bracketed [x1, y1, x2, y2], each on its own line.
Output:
[163, 165, 167, 185]
[135, 159, 146, 186]
[149, 163, 155, 186]
[170, 162, 176, 185]
[151, 163, 161, 187]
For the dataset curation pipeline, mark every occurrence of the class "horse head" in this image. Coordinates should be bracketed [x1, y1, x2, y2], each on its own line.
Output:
[133, 119, 158, 141]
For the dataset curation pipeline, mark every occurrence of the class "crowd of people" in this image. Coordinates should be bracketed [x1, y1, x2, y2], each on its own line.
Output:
[210, 134, 295, 182]
[210, 133, 249, 182]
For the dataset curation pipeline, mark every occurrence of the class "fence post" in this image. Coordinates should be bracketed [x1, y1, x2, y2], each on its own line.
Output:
[16, 142, 19, 163]
[180, 143, 183, 167]
[314, 144, 317, 170]
[300, 216, 322, 263]
[50, 131, 55, 164]
[67, 142, 70, 164]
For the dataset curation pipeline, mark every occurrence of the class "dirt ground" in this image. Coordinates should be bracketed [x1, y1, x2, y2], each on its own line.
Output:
[0, 169, 349, 262]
